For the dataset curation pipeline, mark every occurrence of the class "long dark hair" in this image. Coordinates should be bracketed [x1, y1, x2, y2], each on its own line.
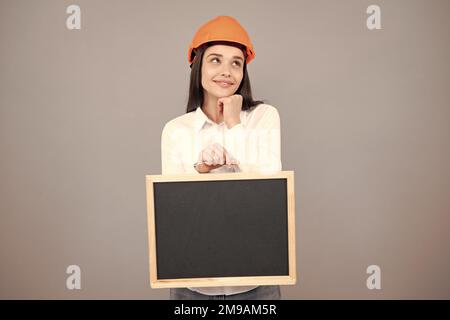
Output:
[186, 41, 264, 113]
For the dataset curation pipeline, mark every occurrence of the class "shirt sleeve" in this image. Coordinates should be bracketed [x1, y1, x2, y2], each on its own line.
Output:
[224, 105, 282, 174]
[161, 122, 200, 175]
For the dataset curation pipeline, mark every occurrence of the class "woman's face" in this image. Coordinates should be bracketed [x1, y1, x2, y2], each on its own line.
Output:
[201, 44, 245, 99]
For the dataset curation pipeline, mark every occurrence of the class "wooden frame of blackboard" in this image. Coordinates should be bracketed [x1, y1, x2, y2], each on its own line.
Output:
[145, 170, 296, 289]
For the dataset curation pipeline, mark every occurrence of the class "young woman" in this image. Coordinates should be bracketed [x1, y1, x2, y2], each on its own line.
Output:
[161, 16, 282, 300]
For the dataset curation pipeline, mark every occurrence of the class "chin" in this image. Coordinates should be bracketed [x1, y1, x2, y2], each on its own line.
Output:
[214, 88, 237, 98]
[216, 92, 233, 98]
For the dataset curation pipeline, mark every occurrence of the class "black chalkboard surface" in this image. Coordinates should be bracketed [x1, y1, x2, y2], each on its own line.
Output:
[145, 171, 296, 288]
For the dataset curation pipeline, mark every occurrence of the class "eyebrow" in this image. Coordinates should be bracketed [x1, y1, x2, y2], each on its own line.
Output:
[206, 53, 244, 61]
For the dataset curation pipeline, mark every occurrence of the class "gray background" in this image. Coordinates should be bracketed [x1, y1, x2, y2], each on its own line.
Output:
[1, 0, 449, 299]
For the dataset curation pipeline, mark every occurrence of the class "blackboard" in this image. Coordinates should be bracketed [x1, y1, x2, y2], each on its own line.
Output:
[145, 171, 296, 288]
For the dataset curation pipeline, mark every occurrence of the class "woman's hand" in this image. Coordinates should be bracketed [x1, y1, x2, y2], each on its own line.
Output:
[195, 143, 238, 173]
[217, 94, 242, 129]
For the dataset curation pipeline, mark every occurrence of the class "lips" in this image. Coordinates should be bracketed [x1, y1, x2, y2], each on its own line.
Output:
[213, 80, 234, 88]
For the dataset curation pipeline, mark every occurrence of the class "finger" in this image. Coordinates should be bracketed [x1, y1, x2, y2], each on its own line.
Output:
[226, 153, 234, 166]
[212, 144, 225, 165]
[220, 146, 229, 165]
[226, 151, 239, 166]
[207, 147, 219, 164]
[217, 99, 224, 113]
[210, 144, 222, 163]
[213, 143, 225, 153]
[203, 149, 214, 165]
[214, 149, 223, 165]
[224, 148, 233, 166]
[214, 143, 227, 155]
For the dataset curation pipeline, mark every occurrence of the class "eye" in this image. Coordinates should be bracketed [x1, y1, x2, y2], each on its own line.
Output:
[211, 57, 220, 63]
[232, 60, 242, 67]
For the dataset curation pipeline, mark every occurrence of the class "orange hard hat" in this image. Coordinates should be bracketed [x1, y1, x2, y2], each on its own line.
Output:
[188, 16, 255, 65]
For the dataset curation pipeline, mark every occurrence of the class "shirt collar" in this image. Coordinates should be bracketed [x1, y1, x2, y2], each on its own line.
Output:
[193, 107, 215, 131]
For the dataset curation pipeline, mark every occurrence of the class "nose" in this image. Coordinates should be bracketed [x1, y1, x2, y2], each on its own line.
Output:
[220, 65, 231, 77]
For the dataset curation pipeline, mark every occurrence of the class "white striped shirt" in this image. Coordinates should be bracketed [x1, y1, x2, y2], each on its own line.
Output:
[161, 103, 282, 295]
